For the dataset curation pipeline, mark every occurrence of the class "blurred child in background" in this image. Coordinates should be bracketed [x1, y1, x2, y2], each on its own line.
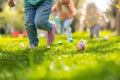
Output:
[85, 3, 100, 41]
[52, 0, 76, 42]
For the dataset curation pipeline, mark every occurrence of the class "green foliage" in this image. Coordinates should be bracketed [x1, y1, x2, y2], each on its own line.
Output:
[107, 0, 120, 18]
[0, 0, 6, 12]
[0, 1, 24, 32]
[0, 31, 120, 80]
[116, 0, 120, 11]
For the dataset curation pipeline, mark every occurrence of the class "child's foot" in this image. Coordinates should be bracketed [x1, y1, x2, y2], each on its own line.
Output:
[46, 22, 55, 45]
[28, 45, 37, 49]
[69, 38, 73, 43]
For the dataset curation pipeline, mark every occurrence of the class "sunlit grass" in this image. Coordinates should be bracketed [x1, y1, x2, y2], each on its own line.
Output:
[0, 31, 120, 80]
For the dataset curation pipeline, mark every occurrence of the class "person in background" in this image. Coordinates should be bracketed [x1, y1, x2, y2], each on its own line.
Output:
[85, 3, 100, 41]
[52, 0, 76, 42]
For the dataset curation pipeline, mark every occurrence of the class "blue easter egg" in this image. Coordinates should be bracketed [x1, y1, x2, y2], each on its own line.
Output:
[58, 41, 62, 45]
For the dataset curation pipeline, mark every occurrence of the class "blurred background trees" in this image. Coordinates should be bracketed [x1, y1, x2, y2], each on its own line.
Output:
[106, 0, 120, 35]
[71, 0, 83, 32]
[0, 0, 120, 35]
[116, 0, 120, 35]
[0, 0, 24, 34]
[0, 0, 7, 12]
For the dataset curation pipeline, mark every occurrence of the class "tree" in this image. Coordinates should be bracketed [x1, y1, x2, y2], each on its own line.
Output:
[0, 1, 25, 33]
[116, 0, 120, 35]
[71, 0, 83, 32]
[105, 0, 120, 33]
[0, 0, 7, 12]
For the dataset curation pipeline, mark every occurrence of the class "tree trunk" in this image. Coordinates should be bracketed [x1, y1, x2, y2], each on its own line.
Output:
[71, 16, 80, 33]
[71, 0, 83, 33]
[116, 9, 120, 35]
[116, 0, 120, 35]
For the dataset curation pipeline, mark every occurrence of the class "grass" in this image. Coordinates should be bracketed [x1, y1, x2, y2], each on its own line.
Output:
[0, 31, 120, 80]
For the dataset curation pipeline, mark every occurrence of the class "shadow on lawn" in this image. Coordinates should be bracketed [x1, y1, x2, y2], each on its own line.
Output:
[46, 47, 85, 56]
[0, 46, 49, 64]
[86, 40, 120, 54]
[0, 46, 51, 74]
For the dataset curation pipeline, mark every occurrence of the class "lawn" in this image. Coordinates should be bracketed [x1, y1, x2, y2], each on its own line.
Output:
[0, 31, 120, 80]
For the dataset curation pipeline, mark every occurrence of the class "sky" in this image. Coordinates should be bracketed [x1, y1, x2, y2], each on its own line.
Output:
[84, 0, 111, 12]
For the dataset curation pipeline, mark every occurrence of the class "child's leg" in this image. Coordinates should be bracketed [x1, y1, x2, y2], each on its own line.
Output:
[89, 27, 94, 40]
[94, 24, 100, 40]
[64, 18, 73, 41]
[34, 0, 55, 45]
[34, 0, 52, 31]
[59, 20, 64, 34]
[24, 3, 38, 47]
